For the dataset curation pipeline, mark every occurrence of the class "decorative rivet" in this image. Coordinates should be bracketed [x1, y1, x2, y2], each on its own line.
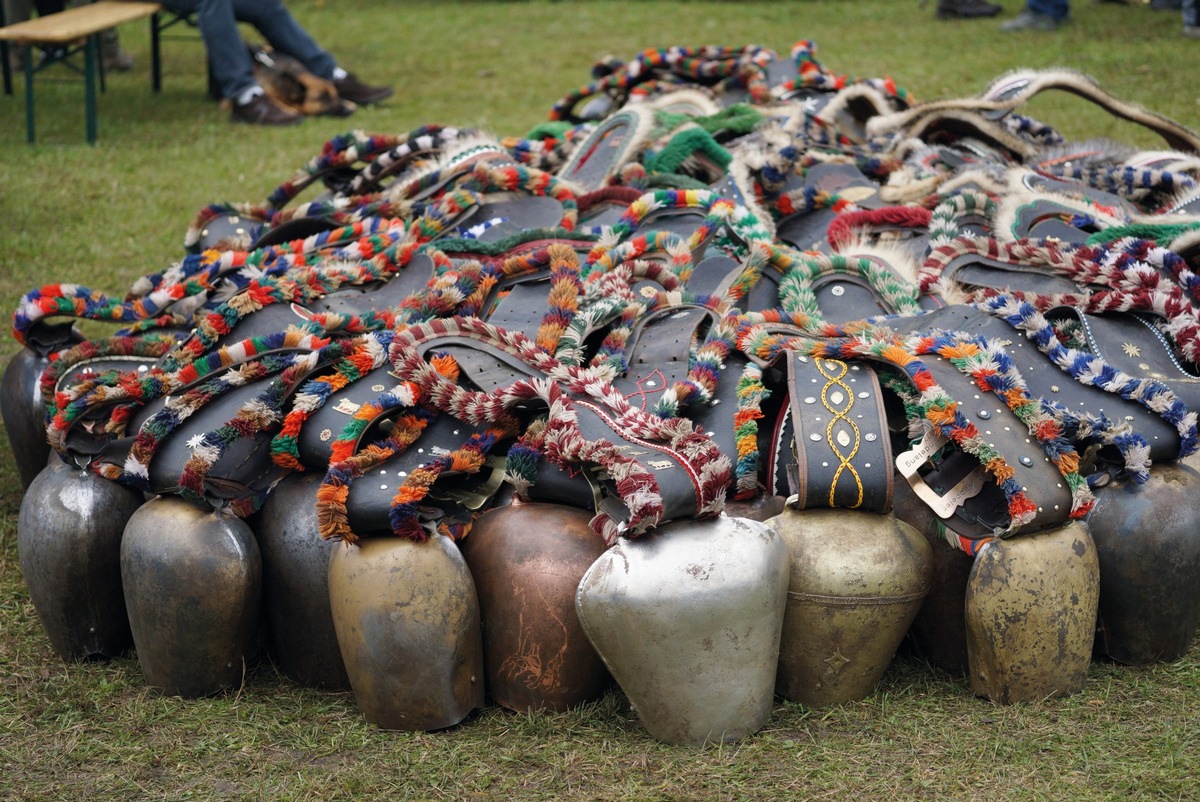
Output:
[865, 433, 877, 442]
[380, 484, 388, 490]
[858, 392, 869, 399]
[804, 396, 817, 404]
[830, 285, 845, 296]
[1020, 456, 1033, 466]
[978, 410, 990, 420]
[809, 433, 822, 441]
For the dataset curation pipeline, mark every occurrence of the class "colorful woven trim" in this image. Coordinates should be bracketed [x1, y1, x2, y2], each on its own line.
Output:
[601, 188, 772, 257]
[269, 330, 397, 471]
[761, 242, 924, 324]
[781, 39, 910, 105]
[980, 293, 1198, 470]
[383, 317, 730, 542]
[49, 329, 328, 454]
[736, 324, 1092, 538]
[927, 189, 999, 247]
[40, 333, 179, 419]
[826, 205, 932, 251]
[549, 45, 783, 123]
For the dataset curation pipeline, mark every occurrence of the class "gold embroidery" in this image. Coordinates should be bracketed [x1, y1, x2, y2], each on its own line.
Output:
[818, 358, 864, 508]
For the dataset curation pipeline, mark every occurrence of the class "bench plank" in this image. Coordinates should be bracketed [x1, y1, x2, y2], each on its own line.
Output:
[0, 1, 161, 45]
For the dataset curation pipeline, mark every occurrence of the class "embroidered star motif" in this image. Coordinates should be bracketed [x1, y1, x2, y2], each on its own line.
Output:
[186, 434, 206, 450]
[1121, 342, 1141, 358]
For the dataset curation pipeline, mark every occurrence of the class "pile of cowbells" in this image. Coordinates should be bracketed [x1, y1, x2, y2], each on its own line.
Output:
[9, 40, 1200, 745]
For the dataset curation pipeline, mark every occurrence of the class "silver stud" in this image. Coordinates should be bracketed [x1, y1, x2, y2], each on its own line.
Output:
[804, 396, 817, 404]
[865, 433, 877, 442]
[1020, 456, 1033, 466]
[809, 433, 822, 441]
[830, 285, 845, 296]
[978, 410, 990, 420]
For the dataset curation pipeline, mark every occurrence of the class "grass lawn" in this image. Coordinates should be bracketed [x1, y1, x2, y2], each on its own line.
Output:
[2, 1, 1199, 799]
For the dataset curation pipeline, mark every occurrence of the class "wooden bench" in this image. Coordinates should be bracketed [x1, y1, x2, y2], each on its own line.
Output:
[0, 1, 196, 144]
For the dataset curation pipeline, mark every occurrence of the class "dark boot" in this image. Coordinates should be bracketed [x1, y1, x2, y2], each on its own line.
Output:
[937, 0, 1003, 18]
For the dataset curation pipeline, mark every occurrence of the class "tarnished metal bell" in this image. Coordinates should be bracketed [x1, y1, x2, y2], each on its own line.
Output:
[1, 347, 53, 489]
[18, 458, 144, 660]
[723, 494, 787, 523]
[328, 534, 484, 731]
[766, 507, 931, 706]
[121, 497, 262, 697]
[965, 521, 1099, 704]
[893, 481, 972, 677]
[575, 516, 789, 746]
[253, 473, 349, 689]
[1087, 463, 1200, 665]
[460, 502, 611, 712]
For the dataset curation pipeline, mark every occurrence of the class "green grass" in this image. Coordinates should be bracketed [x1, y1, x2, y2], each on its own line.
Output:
[3, 1, 1200, 799]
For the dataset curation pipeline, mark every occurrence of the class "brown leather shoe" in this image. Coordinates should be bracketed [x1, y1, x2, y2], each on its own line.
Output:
[333, 73, 393, 105]
[230, 94, 302, 126]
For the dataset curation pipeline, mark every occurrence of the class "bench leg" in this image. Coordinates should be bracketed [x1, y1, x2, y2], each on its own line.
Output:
[150, 12, 162, 93]
[84, 35, 96, 144]
[23, 44, 34, 143]
[1, 41, 11, 97]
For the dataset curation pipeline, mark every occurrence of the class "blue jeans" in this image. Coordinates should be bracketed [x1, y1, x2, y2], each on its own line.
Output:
[159, 0, 337, 100]
[1184, 0, 1197, 26]
[1028, 0, 1069, 20]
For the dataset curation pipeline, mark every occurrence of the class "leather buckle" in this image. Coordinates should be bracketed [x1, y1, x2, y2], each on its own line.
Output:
[895, 429, 986, 519]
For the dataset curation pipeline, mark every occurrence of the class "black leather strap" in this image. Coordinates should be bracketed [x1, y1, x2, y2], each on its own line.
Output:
[783, 352, 894, 513]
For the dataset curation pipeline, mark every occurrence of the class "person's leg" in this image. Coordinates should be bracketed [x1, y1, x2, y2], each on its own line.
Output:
[63, 0, 131, 69]
[228, 0, 391, 105]
[161, 0, 256, 101]
[229, 0, 336, 80]
[1027, 0, 1069, 20]
[1184, 0, 1198, 27]
[2, 0, 31, 23]
[2, 0, 31, 71]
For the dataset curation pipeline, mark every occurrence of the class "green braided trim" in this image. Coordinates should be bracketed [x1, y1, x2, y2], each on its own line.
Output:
[1085, 221, 1200, 246]
[644, 127, 732, 176]
[525, 121, 575, 140]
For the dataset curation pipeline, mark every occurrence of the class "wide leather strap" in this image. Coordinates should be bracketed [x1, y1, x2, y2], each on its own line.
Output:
[892, 304, 1181, 460]
[783, 352, 893, 513]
